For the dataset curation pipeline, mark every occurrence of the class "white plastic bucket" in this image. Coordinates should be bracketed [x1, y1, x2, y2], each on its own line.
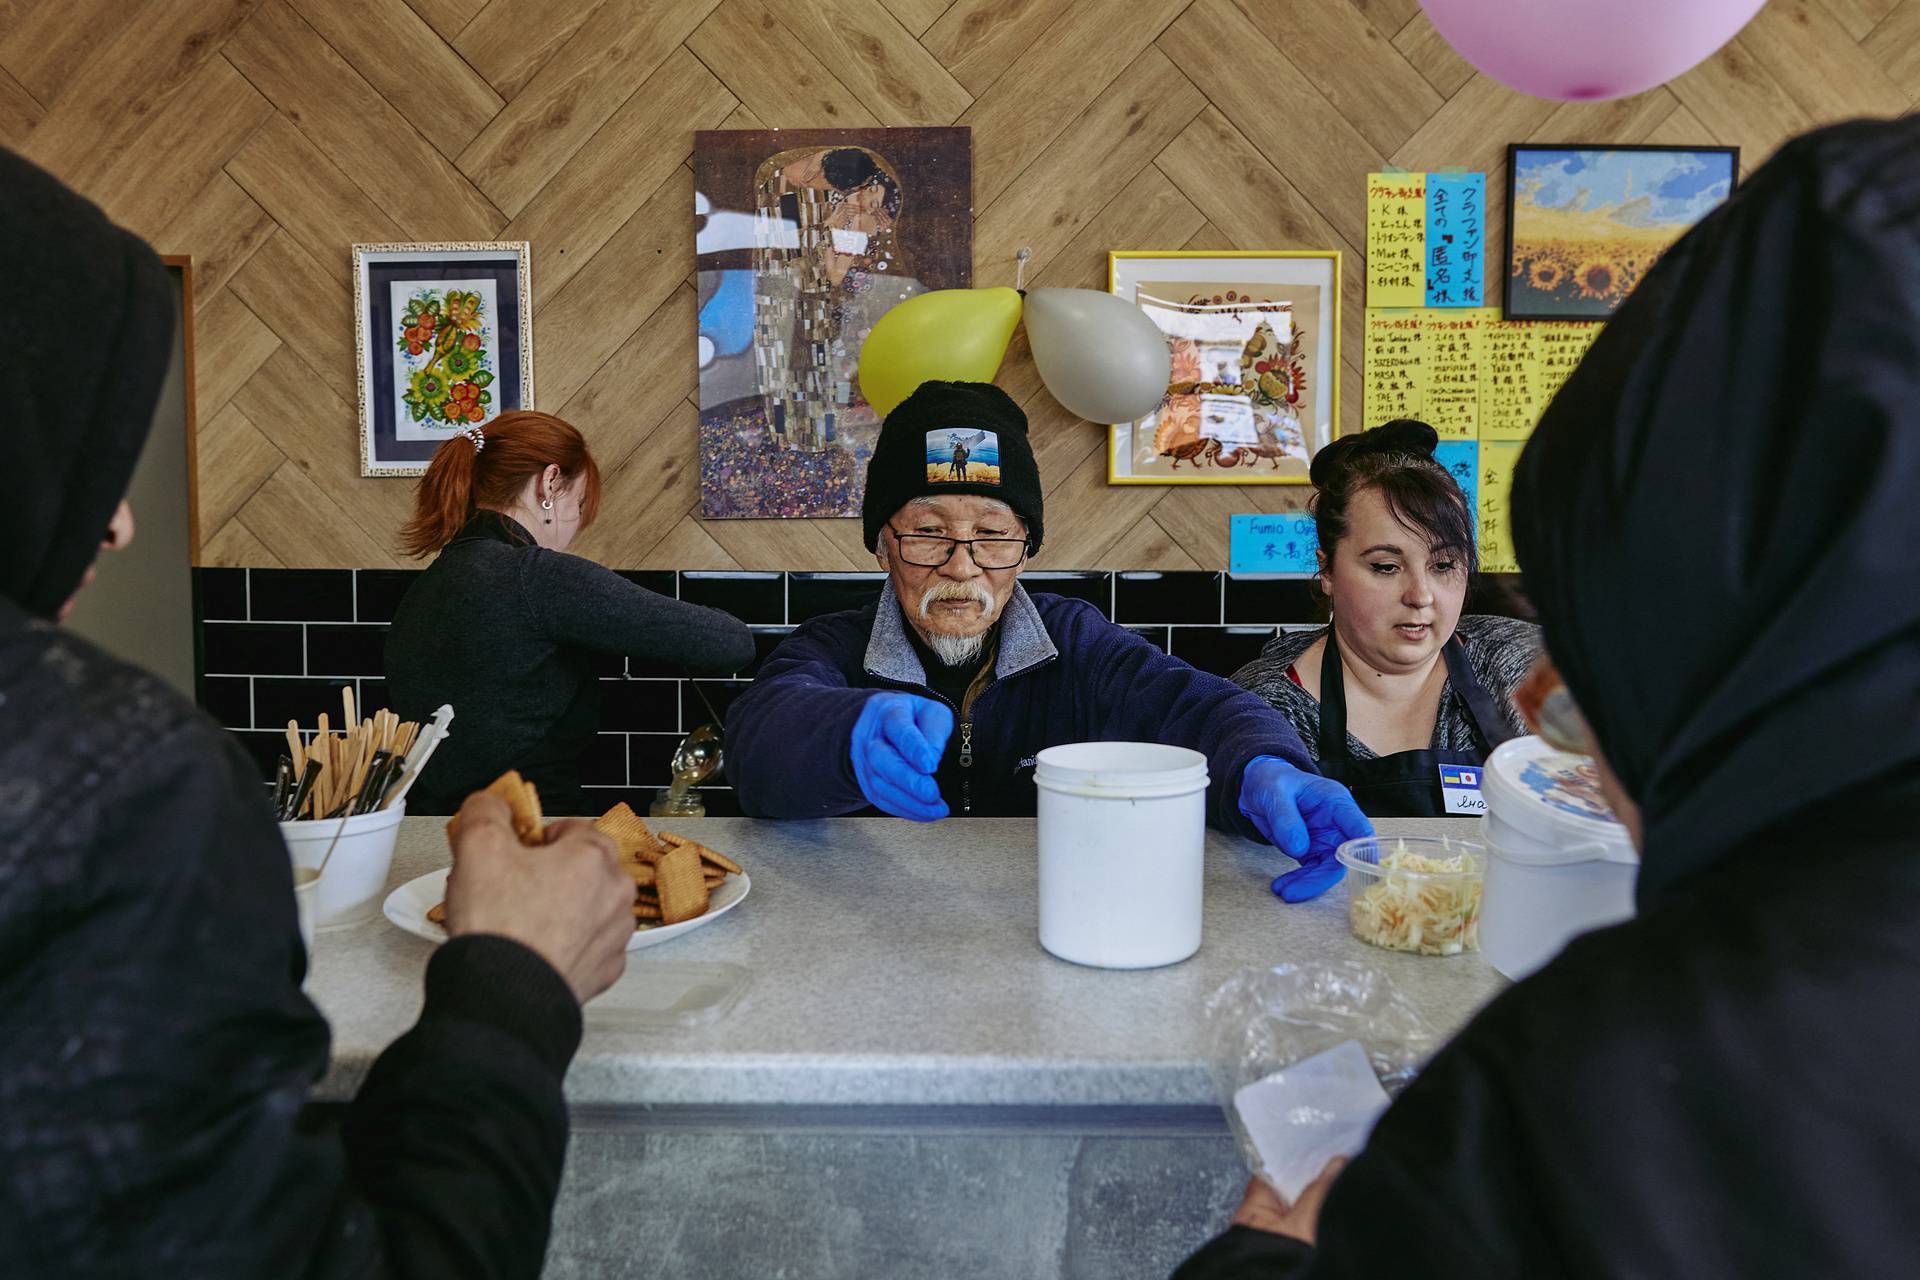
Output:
[1479, 737, 1637, 981]
[1035, 742, 1209, 969]
[280, 802, 406, 931]
[291, 864, 320, 957]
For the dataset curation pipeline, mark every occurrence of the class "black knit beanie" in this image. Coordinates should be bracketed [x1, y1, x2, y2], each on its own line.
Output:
[861, 381, 1044, 552]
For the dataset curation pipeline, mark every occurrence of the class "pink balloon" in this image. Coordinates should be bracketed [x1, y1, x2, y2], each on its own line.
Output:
[1420, 0, 1765, 101]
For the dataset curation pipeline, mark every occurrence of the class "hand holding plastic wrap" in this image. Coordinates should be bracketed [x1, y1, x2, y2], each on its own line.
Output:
[1207, 962, 1436, 1200]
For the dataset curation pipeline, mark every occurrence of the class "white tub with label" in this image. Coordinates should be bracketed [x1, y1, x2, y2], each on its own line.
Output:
[1479, 736, 1638, 980]
[1035, 742, 1209, 969]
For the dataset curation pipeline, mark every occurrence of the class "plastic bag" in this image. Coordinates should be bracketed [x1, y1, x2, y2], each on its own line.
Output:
[1206, 961, 1438, 1196]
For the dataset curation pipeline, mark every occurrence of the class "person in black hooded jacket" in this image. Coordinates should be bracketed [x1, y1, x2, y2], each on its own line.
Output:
[0, 151, 638, 1275]
[1173, 116, 1920, 1278]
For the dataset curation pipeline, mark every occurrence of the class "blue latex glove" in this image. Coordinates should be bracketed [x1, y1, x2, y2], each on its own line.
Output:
[850, 692, 955, 822]
[1238, 756, 1374, 902]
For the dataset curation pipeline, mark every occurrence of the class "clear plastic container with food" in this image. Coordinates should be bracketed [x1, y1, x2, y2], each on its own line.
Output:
[1336, 836, 1487, 957]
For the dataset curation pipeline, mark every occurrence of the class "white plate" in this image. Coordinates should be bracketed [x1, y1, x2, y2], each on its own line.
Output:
[382, 867, 751, 951]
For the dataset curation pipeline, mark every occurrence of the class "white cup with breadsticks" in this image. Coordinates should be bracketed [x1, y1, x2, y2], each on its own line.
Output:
[277, 690, 445, 932]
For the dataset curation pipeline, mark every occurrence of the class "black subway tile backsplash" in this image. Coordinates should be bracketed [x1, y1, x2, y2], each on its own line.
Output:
[581, 786, 658, 815]
[201, 676, 251, 729]
[630, 733, 684, 787]
[232, 729, 291, 779]
[199, 568, 1536, 785]
[1169, 625, 1278, 679]
[1114, 572, 1222, 625]
[682, 679, 751, 730]
[627, 652, 686, 679]
[787, 573, 884, 623]
[738, 627, 794, 678]
[253, 677, 356, 732]
[203, 622, 305, 676]
[579, 733, 630, 787]
[602, 679, 681, 734]
[695, 787, 744, 817]
[617, 571, 679, 599]
[680, 572, 784, 624]
[355, 570, 419, 623]
[590, 650, 628, 678]
[249, 569, 355, 622]
[198, 567, 247, 620]
[305, 624, 389, 677]
[1224, 576, 1321, 625]
[1022, 571, 1113, 617]
[358, 679, 391, 715]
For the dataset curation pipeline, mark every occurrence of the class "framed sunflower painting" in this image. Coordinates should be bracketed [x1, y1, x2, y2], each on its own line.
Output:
[1504, 145, 1737, 321]
[353, 242, 533, 476]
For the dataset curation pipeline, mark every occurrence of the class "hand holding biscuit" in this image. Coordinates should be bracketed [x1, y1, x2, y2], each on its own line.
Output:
[443, 792, 634, 1003]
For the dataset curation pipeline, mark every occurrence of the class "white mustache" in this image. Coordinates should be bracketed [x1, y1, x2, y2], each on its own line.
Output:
[919, 582, 994, 619]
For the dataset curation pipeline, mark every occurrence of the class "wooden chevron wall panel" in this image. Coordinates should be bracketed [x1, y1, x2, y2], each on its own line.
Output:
[3, 0, 1912, 571]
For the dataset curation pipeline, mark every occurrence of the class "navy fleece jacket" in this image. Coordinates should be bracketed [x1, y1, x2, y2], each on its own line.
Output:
[724, 585, 1318, 840]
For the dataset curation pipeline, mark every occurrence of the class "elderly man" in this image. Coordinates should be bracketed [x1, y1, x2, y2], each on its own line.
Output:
[725, 382, 1371, 899]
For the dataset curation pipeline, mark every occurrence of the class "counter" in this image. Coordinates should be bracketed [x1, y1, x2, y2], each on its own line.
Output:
[307, 815, 1505, 1278]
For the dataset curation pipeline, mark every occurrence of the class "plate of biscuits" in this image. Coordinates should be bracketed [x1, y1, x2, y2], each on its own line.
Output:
[382, 771, 750, 951]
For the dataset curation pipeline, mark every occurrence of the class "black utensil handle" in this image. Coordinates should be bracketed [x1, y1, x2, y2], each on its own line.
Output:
[285, 760, 322, 822]
[353, 751, 394, 815]
[272, 755, 294, 820]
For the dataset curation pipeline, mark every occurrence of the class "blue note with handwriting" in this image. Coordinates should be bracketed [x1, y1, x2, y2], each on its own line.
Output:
[1229, 513, 1320, 576]
[1425, 173, 1486, 308]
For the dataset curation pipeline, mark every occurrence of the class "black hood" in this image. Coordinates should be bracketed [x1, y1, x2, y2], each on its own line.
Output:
[0, 147, 175, 619]
[1512, 117, 1920, 902]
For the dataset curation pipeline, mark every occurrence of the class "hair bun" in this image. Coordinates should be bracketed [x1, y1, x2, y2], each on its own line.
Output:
[1310, 418, 1440, 486]
[1370, 418, 1440, 457]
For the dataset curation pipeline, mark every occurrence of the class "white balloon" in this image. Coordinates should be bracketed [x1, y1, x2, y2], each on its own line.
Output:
[1024, 288, 1172, 424]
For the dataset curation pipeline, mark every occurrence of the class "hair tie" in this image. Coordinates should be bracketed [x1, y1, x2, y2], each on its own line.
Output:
[462, 426, 485, 454]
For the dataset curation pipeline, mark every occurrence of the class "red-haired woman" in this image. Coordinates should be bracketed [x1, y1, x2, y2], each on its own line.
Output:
[385, 410, 753, 815]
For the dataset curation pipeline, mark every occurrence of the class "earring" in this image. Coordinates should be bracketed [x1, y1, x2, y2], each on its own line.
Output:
[541, 496, 554, 524]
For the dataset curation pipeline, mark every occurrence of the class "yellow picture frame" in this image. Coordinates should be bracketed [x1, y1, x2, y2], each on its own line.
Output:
[1107, 249, 1341, 487]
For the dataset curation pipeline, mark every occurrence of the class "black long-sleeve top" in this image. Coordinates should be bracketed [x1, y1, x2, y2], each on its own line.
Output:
[385, 513, 755, 815]
[1173, 799, 1920, 1279]
[0, 610, 582, 1277]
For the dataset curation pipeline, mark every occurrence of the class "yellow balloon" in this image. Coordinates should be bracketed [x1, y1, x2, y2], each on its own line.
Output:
[857, 287, 1024, 417]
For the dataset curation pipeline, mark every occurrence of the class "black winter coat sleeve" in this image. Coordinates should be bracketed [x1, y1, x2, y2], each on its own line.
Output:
[0, 706, 581, 1279]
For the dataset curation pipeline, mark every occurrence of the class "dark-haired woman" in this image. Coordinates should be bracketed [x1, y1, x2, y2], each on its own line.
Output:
[1232, 420, 1540, 817]
[384, 410, 754, 815]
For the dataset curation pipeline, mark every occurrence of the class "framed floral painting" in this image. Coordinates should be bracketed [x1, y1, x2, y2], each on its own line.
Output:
[1109, 250, 1341, 485]
[353, 242, 533, 476]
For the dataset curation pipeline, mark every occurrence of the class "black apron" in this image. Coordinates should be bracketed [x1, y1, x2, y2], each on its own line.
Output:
[1316, 630, 1514, 818]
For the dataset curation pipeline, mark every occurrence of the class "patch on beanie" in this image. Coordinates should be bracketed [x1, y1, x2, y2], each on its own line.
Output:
[925, 428, 1001, 485]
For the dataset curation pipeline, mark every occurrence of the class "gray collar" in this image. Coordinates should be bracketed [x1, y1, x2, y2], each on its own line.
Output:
[865, 581, 1059, 688]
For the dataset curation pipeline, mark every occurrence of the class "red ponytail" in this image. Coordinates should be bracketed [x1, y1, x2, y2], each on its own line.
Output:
[397, 410, 603, 558]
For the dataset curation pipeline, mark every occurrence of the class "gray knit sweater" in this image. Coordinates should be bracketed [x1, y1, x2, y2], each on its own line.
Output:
[1230, 615, 1542, 762]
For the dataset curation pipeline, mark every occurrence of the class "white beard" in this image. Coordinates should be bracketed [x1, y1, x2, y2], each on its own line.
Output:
[923, 629, 989, 668]
[916, 581, 996, 667]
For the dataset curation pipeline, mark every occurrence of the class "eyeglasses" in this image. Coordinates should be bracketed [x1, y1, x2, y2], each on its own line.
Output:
[886, 524, 1030, 570]
[1513, 657, 1592, 755]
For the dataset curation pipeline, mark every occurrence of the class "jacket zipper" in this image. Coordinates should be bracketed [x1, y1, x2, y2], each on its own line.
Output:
[959, 719, 974, 815]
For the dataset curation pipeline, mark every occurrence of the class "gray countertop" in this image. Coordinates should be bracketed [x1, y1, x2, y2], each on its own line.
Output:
[307, 816, 1506, 1108]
